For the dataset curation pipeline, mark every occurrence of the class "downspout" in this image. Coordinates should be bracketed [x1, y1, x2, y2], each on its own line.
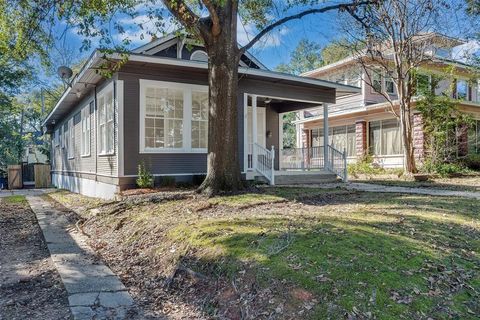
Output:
[94, 85, 98, 181]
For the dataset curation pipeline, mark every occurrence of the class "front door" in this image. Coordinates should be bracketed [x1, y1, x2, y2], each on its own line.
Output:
[247, 106, 266, 170]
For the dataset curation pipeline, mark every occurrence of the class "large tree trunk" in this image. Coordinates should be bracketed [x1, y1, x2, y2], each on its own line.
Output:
[198, 3, 243, 195]
[400, 100, 417, 174]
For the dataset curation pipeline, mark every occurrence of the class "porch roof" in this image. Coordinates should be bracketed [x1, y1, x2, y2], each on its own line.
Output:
[42, 51, 361, 129]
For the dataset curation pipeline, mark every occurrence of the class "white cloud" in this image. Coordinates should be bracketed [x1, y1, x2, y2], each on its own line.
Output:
[237, 17, 289, 49]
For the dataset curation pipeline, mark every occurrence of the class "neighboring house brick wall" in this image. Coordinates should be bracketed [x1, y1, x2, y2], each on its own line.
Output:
[413, 113, 425, 162]
[355, 120, 367, 158]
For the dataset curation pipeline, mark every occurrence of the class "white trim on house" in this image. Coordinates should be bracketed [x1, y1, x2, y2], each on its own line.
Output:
[138, 79, 209, 154]
[117, 80, 124, 176]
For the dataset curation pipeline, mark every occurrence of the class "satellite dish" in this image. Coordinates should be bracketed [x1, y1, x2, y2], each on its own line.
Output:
[57, 66, 73, 80]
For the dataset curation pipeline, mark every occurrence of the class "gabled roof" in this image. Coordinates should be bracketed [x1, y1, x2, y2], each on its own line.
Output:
[132, 32, 269, 70]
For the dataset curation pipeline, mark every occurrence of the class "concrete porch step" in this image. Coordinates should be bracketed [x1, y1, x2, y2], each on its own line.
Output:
[255, 170, 340, 185]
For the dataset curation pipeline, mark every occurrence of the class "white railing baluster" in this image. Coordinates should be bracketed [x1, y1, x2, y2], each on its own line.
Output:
[253, 143, 275, 185]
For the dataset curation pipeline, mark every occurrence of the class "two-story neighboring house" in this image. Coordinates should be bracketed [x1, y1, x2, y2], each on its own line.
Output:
[296, 33, 480, 168]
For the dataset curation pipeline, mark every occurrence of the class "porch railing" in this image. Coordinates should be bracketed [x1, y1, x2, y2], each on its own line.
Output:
[253, 143, 275, 185]
[280, 146, 324, 170]
[280, 145, 348, 182]
[326, 145, 348, 182]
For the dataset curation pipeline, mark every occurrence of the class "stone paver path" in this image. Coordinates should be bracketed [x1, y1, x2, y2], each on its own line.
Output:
[27, 195, 136, 320]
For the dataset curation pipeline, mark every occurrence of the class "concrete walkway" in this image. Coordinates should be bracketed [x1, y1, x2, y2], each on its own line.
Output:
[288, 182, 480, 199]
[27, 195, 136, 320]
[346, 182, 480, 199]
[0, 188, 53, 197]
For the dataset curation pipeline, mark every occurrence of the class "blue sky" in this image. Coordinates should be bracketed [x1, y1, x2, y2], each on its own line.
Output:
[39, 1, 478, 87]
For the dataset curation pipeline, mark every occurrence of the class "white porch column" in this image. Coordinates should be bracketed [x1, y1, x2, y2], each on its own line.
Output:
[323, 103, 329, 169]
[252, 94, 258, 171]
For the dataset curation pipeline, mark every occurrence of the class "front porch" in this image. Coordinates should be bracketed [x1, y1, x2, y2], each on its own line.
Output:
[243, 94, 348, 185]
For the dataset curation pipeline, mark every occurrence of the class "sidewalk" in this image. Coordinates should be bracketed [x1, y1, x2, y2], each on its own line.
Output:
[279, 182, 480, 199]
[27, 195, 137, 320]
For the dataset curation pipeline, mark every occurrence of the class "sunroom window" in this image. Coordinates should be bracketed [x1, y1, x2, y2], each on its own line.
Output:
[191, 91, 208, 149]
[140, 80, 208, 153]
[98, 90, 114, 154]
[145, 87, 184, 149]
[369, 119, 403, 155]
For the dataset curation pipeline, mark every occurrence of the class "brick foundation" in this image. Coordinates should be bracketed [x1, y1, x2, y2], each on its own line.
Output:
[355, 120, 367, 158]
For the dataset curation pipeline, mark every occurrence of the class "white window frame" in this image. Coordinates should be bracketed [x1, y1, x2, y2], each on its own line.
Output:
[81, 101, 92, 157]
[139, 79, 208, 153]
[67, 118, 75, 159]
[97, 86, 115, 155]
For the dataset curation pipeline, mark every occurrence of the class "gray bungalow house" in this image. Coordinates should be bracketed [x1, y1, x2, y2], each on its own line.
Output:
[42, 34, 360, 199]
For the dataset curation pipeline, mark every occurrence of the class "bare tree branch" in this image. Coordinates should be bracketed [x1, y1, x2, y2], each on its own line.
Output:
[240, 1, 375, 54]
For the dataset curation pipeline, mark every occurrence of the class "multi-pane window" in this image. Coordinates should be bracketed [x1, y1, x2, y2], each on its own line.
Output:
[145, 87, 184, 149]
[81, 102, 92, 156]
[369, 119, 403, 155]
[141, 81, 208, 152]
[468, 120, 480, 154]
[68, 118, 74, 159]
[372, 70, 382, 92]
[455, 80, 468, 100]
[311, 124, 356, 157]
[385, 72, 395, 94]
[98, 90, 114, 154]
[191, 91, 208, 149]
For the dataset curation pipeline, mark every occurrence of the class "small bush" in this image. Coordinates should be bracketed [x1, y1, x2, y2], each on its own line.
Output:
[136, 163, 154, 188]
[461, 154, 480, 171]
[347, 156, 385, 177]
[160, 176, 176, 188]
[422, 161, 467, 177]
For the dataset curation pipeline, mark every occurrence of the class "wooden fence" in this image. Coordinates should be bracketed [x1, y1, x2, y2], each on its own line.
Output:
[7, 165, 22, 189]
[34, 164, 51, 188]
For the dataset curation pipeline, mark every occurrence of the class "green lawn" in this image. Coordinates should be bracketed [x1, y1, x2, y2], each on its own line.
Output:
[2, 195, 27, 204]
[49, 187, 480, 319]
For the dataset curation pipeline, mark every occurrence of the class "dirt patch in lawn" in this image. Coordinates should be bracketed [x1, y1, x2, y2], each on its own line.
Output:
[0, 196, 71, 320]
[47, 188, 480, 319]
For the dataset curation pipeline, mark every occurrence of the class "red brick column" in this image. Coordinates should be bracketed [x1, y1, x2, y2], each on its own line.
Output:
[355, 120, 367, 158]
[457, 124, 468, 157]
[413, 113, 425, 162]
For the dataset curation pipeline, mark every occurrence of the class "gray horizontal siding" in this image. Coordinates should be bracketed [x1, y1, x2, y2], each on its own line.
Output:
[119, 67, 211, 176]
[50, 77, 118, 179]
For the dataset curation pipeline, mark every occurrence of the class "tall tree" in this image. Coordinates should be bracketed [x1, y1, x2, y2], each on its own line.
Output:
[2, 0, 372, 194]
[321, 39, 352, 65]
[345, 0, 454, 174]
[275, 39, 323, 75]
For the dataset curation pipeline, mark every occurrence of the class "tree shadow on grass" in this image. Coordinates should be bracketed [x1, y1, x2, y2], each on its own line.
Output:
[170, 192, 480, 319]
